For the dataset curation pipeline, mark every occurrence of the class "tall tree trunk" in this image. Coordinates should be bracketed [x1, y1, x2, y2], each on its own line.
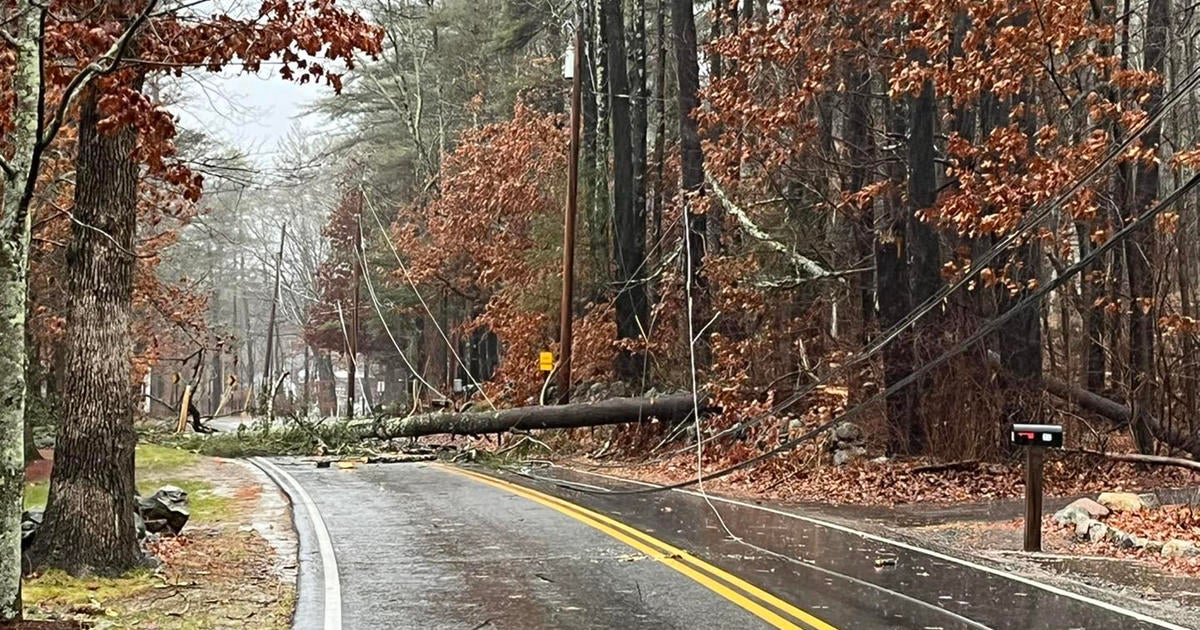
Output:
[651, 0, 668, 279]
[591, 0, 612, 280]
[1125, 0, 1168, 454]
[670, 0, 708, 362]
[29, 85, 144, 574]
[0, 0, 43, 615]
[1077, 222, 1106, 391]
[845, 63, 873, 343]
[318, 351, 336, 415]
[896, 55, 938, 455]
[996, 13, 1043, 393]
[879, 91, 918, 455]
[604, 0, 649, 378]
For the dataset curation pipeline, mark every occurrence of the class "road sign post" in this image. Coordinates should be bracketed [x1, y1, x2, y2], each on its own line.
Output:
[1010, 423, 1063, 552]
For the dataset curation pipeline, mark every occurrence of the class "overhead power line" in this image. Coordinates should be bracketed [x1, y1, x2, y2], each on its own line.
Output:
[638, 63, 1200, 464]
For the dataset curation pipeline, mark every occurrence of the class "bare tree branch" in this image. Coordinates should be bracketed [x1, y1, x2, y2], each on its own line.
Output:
[707, 174, 839, 281]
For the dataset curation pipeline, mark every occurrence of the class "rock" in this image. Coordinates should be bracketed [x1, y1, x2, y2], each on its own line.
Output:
[642, 387, 660, 399]
[33, 435, 54, 449]
[137, 485, 190, 536]
[133, 510, 147, 540]
[20, 511, 42, 550]
[608, 382, 629, 398]
[833, 446, 867, 467]
[1086, 521, 1109, 543]
[1097, 492, 1154, 513]
[1160, 539, 1199, 558]
[1105, 526, 1128, 544]
[870, 456, 890, 465]
[1065, 498, 1110, 520]
[833, 421, 863, 443]
[1073, 519, 1093, 541]
[1056, 504, 1094, 528]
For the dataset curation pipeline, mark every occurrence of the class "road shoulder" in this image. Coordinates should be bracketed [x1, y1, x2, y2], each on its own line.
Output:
[23, 444, 298, 628]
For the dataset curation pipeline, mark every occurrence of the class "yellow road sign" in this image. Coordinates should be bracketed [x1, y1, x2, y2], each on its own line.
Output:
[539, 351, 554, 372]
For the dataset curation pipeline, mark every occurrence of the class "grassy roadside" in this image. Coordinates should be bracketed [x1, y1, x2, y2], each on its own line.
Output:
[23, 443, 295, 628]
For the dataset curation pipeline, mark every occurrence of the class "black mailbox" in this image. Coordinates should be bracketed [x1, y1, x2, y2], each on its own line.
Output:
[1010, 423, 1063, 448]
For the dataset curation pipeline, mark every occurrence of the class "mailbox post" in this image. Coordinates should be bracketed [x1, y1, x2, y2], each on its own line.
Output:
[1010, 423, 1063, 552]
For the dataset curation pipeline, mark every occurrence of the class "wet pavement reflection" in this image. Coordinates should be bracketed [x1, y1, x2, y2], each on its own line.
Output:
[508, 466, 1184, 630]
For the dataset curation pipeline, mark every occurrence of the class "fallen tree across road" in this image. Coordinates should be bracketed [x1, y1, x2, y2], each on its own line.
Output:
[350, 394, 707, 440]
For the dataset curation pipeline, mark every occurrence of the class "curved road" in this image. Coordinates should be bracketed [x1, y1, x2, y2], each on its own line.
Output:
[254, 458, 1191, 630]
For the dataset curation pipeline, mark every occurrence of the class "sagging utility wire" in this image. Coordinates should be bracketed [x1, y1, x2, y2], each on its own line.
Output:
[353, 215, 448, 401]
[629, 63, 1200, 466]
[361, 191, 497, 411]
[547, 171, 1200, 496]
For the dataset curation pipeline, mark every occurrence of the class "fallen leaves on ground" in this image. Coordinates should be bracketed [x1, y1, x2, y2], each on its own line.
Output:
[579, 449, 1199, 507]
[25, 448, 295, 628]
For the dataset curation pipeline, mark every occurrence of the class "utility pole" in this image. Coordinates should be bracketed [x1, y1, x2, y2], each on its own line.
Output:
[558, 26, 583, 404]
[348, 194, 363, 418]
[263, 223, 286, 421]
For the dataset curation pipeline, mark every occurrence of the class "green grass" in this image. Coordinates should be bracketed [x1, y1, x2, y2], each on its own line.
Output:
[24, 481, 47, 510]
[23, 444, 230, 521]
[24, 569, 156, 611]
[135, 443, 200, 475]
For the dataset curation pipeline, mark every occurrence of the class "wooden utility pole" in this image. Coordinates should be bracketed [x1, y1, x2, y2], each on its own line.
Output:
[558, 26, 583, 404]
[263, 223, 286, 422]
[348, 195, 363, 418]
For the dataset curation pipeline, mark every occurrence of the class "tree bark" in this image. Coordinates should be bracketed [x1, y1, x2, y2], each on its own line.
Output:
[603, 0, 649, 378]
[845, 63, 874, 343]
[1124, 0, 1168, 454]
[670, 0, 708, 362]
[29, 85, 144, 575]
[352, 393, 705, 439]
[0, 0, 43, 615]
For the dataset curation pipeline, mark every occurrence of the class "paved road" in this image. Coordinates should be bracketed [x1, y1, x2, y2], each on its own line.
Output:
[256, 458, 1191, 630]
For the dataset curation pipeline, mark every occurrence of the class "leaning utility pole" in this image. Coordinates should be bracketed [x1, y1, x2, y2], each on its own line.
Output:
[347, 194, 363, 418]
[263, 223, 286, 421]
[557, 26, 583, 404]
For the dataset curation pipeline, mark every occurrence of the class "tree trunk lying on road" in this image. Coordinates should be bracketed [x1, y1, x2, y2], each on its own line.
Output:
[350, 394, 705, 440]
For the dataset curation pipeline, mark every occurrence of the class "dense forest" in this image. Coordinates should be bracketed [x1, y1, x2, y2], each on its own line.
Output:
[2, 0, 1200, 618]
[278, 0, 1200, 463]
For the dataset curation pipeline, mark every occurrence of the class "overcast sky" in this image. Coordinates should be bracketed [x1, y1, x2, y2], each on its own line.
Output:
[171, 66, 335, 169]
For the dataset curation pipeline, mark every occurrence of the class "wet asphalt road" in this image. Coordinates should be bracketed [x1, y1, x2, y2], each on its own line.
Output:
[263, 459, 1189, 630]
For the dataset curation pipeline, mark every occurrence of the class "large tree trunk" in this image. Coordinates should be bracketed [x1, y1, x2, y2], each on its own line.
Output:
[603, 0, 649, 378]
[878, 88, 918, 455]
[1124, 0, 1168, 454]
[29, 85, 144, 575]
[845, 63, 874, 344]
[0, 0, 45, 615]
[353, 393, 704, 439]
[670, 0, 708, 363]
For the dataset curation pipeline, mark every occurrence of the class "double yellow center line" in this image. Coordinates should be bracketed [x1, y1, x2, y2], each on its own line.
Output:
[442, 465, 837, 630]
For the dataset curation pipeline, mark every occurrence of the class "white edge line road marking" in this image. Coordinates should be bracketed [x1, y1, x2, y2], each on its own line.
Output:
[252, 457, 343, 630]
[561, 466, 1191, 630]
